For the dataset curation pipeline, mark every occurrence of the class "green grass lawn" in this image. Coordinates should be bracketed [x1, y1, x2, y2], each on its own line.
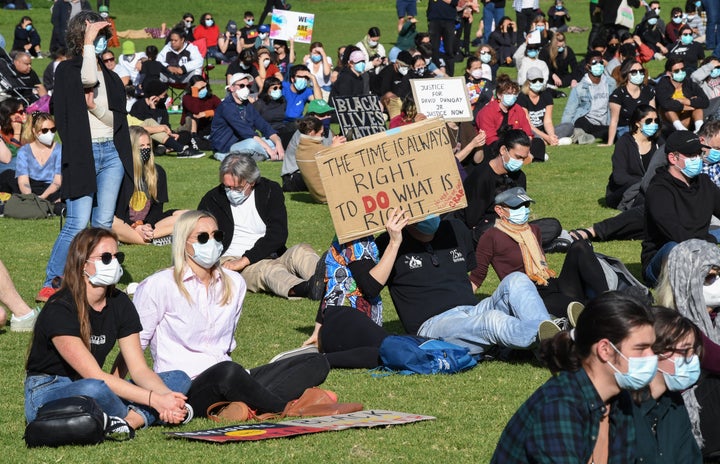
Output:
[0, 1, 671, 462]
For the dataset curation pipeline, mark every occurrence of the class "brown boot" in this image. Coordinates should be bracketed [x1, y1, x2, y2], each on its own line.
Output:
[207, 401, 256, 422]
[282, 387, 363, 417]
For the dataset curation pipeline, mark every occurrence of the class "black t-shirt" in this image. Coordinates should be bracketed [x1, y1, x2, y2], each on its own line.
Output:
[458, 163, 527, 231]
[26, 289, 142, 379]
[376, 219, 477, 335]
[609, 85, 656, 128]
[130, 98, 170, 126]
[517, 90, 553, 129]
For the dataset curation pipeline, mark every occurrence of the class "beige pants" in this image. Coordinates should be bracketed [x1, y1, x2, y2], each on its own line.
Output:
[236, 243, 320, 298]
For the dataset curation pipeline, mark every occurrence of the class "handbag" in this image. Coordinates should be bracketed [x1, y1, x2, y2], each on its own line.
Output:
[4, 193, 54, 219]
[615, 0, 635, 29]
[24, 396, 134, 447]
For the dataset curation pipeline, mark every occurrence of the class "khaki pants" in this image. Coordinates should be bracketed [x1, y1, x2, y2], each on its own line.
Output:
[235, 244, 319, 298]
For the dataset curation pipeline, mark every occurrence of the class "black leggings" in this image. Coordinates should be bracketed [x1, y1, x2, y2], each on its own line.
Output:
[538, 239, 609, 317]
[319, 306, 389, 369]
[574, 116, 609, 143]
[186, 354, 330, 416]
[593, 206, 645, 242]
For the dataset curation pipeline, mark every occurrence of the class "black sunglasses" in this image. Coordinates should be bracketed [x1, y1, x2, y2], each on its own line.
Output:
[674, 14, 684, 18]
[235, 83, 249, 89]
[628, 69, 645, 76]
[529, 78, 543, 84]
[103, 57, 115, 63]
[40, 127, 57, 134]
[269, 85, 281, 91]
[196, 231, 224, 244]
[94, 252, 125, 265]
[682, 33, 693, 37]
[643, 117, 660, 124]
[673, 67, 686, 73]
[590, 60, 602, 65]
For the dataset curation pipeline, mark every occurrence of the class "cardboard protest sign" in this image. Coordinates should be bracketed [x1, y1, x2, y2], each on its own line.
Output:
[332, 94, 386, 140]
[166, 411, 435, 443]
[316, 118, 467, 243]
[270, 9, 314, 43]
[411, 77, 473, 122]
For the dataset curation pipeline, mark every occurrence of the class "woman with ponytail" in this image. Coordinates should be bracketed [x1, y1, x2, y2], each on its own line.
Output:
[491, 292, 656, 463]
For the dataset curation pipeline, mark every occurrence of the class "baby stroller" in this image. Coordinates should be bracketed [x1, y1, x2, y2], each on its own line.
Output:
[0, 47, 39, 106]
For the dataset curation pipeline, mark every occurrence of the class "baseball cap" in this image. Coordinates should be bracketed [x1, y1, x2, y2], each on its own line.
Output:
[495, 187, 535, 207]
[307, 99, 334, 115]
[665, 131, 707, 156]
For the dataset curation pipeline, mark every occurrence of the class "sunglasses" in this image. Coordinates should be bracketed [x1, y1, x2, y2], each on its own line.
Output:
[269, 85, 281, 91]
[235, 83, 249, 89]
[196, 230, 224, 244]
[40, 127, 57, 134]
[628, 69, 645, 76]
[15, 109, 26, 115]
[673, 68, 686, 73]
[674, 14, 683, 18]
[103, 57, 115, 63]
[643, 117, 659, 124]
[590, 60, 602, 65]
[682, 33, 693, 37]
[91, 252, 125, 265]
[529, 78, 543, 84]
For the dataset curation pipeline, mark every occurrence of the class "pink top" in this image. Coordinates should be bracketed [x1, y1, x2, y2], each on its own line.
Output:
[135, 267, 247, 379]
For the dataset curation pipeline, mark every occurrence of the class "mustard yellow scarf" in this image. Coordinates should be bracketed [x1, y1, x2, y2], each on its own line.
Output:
[495, 219, 555, 286]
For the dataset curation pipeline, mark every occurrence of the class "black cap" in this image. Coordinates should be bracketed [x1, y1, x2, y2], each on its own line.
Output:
[665, 131, 707, 156]
[494, 187, 535, 207]
[144, 80, 169, 98]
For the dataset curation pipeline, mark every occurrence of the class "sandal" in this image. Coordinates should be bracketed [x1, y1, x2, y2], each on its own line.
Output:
[569, 228, 593, 241]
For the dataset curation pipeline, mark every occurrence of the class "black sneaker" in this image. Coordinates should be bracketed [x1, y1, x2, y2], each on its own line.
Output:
[177, 147, 205, 159]
[190, 137, 200, 151]
[104, 414, 135, 441]
[307, 251, 328, 301]
[154, 144, 167, 156]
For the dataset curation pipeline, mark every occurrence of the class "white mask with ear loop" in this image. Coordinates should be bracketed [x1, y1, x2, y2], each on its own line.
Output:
[704, 275, 720, 307]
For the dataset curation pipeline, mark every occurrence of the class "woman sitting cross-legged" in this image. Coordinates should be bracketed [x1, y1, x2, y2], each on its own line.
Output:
[112, 126, 187, 245]
[133, 210, 347, 418]
[13, 111, 63, 206]
[24, 228, 192, 433]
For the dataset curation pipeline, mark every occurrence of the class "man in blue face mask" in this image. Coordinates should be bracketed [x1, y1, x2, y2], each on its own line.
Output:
[282, 65, 322, 122]
[642, 130, 720, 287]
[657, 57, 709, 132]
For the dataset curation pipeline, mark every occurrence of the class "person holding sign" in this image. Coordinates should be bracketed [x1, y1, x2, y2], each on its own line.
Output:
[210, 73, 285, 162]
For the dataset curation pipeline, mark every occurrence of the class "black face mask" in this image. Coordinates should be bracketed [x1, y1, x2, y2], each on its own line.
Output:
[157, 97, 167, 107]
[140, 147, 151, 164]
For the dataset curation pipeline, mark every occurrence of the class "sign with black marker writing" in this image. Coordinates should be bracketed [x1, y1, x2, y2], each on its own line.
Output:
[332, 94, 386, 140]
[316, 118, 467, 243]
[411, 77, 473, 122]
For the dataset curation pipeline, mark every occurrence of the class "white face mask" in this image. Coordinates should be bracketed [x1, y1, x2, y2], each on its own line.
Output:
[37, 131, 55, 146]
[368, 39, 378, 47]
[704, 276, 720, 307]
[235, 86, 250, 101]
[190, 240, 223, 269]
[86, 258, 123, 286]
[470, 69, 483, 80]
[398, 66, 409, 76]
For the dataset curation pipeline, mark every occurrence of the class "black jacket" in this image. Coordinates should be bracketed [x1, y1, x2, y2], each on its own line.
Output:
[114, 164, 169, 226]
[198, 177, 288, 264]
[655, 75, 709, 114]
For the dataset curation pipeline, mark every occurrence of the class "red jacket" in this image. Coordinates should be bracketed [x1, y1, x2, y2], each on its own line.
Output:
[193, 24, 220, 48]
[475, 98, 533, 147]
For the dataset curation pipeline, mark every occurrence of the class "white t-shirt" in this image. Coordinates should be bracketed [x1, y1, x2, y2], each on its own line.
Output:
[116, 52, 147, 85]
[224, 190, 267, 258]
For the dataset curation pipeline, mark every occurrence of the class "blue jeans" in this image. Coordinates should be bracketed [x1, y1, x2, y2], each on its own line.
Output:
[417, 272, 551, 356]
[705, 0, 720, 49]
[25, 370, 191, 425]
[644, 241, 678, 288]
[214, 138, 274, 162]
[43, 140, 124, 287]
[483, 3, 505, 44]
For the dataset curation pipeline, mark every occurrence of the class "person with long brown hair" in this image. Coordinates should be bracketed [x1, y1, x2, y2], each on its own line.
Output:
[24, 228, 191, 434]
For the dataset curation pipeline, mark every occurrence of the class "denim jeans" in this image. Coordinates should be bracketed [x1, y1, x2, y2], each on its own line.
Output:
[25, 370, 191, 425]
[483, 3, 505, 44]
[417, 272, 551, 356]
[643, 241, 678, 288]
[705, 0, 720, 49]
[43, 140, 124, 287]
[214, 138, 275, 162]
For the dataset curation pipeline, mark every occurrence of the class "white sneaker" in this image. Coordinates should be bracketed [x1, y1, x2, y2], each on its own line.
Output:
[269, 345, 320, 363]
[10, 307, 39, 332]
[558, 137, 573, 145]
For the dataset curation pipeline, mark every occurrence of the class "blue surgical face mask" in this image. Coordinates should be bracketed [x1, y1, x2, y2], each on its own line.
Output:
[226, 187, 250, 206]
[94, 36, 108, 55]
[673, 69, 687, 82]
[629, 72, 645, 85]
[245, 19, 254, 26]
[294, 77, 308, 90]
[527, 49, 539, 58]
[536, 25, 545, 32]
[711, 68, 720, 79]
[681, 155, 704, 177]
[681, 34, 694, 45]
[415, 215, 441, 235]
[270, 88, 282, 100]
[501, 93, 517, 107]
[590, 63, 605, 77]
[557, 46, 565, 53]
[503, 152, 524, 172]
[198, 88, 208, 99]
[191, 239, 223, 269]
[507, 205, 530, 224]
[205, 19, 214, 27]
[311, 54, 322, 63]
[641, 122, 659, 137]
[648, 17, 659, 26]
[673, 16, 684, 24]
[707, 148, 720, 163]
[25, 24, 32, 31]
[530, 82, 544, 93]
[608, 342, 658, 390]
[480, 52, 492, 64]
[696, 0, 702, 6]
[659, 354, 701, 391]
[353, 62, 366, 73]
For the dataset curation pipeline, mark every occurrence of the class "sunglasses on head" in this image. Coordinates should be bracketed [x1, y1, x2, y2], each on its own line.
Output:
[40, 127, 57, 134]
[529, 78, 543, 84]
[643, 117, 659, 124]
[629, 69, 645, 76]
[93, 252, 125, 265]
[196, 231, 224, 244]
